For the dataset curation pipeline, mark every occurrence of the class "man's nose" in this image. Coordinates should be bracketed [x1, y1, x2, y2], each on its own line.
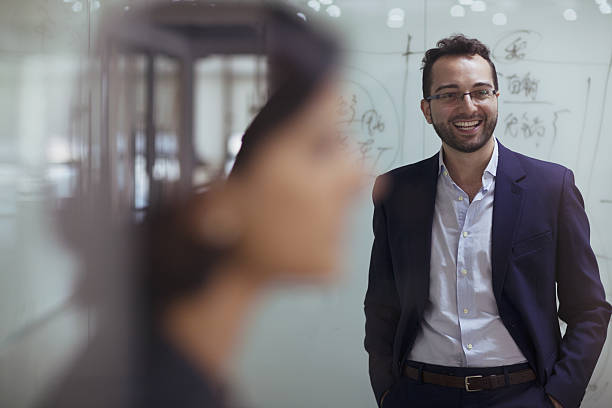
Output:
[458, 93, 478, 113]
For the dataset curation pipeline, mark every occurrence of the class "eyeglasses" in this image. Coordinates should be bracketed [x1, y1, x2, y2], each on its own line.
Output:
[425, 89, 498, 104]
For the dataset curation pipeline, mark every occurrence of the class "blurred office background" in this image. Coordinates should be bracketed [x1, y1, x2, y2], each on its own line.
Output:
[1, 1, 611, 407]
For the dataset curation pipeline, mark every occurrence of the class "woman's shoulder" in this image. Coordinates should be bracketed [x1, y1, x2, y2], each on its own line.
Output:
[136, 331, 228, 408]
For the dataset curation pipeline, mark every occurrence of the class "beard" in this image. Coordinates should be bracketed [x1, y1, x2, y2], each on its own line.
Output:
[431, 111, 497, 153]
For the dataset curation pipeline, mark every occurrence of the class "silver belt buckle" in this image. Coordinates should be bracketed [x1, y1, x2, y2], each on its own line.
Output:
[465, 375, 483, 392]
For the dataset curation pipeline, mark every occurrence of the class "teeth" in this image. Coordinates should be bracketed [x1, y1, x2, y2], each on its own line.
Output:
[454, 120, 480, 127]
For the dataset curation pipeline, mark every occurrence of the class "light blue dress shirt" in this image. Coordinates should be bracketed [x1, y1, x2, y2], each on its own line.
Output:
[407, 139, 527, 367]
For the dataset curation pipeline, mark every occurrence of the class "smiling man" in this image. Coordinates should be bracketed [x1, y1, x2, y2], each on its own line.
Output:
[364, 35, 611, 408]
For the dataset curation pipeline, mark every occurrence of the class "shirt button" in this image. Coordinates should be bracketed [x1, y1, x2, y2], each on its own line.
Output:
[463, 308, 469, 314]
[458, 196, 463, 201]
[461, 269, 468, 275]
[467, 344, 473, 350]
[463, 231, 469, 238]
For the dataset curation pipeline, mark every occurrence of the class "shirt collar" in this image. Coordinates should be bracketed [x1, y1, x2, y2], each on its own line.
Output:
[438, 137, 498, 178]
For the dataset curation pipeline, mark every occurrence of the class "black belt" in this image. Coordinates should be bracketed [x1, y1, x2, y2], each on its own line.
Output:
[403, 365, 536, 392]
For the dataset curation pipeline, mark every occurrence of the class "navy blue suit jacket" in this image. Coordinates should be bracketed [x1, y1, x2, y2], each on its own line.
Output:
[364, 141, 611, 408]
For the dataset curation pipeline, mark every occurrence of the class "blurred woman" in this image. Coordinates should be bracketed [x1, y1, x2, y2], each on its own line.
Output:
[42, 3, 361, 408]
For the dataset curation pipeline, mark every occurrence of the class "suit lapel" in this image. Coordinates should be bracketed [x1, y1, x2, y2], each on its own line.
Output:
[491, 142, 527, 303]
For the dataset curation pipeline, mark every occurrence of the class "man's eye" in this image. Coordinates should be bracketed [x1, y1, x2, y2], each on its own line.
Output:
[440, 93, 457, 99]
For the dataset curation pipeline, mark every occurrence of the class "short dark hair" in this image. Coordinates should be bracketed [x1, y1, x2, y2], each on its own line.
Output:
[421, 34, 498, 98]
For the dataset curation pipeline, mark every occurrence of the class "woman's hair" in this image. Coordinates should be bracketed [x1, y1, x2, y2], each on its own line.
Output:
[137, 195, 225, 313]
[229, 7, 339, 176]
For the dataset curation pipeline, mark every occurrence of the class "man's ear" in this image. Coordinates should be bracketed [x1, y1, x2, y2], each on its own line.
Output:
[420, 99, 433, 124]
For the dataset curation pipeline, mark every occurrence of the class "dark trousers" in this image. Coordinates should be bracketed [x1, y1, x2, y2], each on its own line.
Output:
[383, 361, 554, 408]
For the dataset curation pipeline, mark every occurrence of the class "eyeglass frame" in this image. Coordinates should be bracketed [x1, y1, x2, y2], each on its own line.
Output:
[425, 88, 499, 104]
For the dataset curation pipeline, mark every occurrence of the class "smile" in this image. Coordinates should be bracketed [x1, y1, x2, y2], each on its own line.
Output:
[452, 120, 482, 132]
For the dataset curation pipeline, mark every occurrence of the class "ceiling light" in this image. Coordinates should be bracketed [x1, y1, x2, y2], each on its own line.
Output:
[326, 5, 341, 17]
[600, 3, 612, 14]
[492, 12, 507, 25]
[307, 0, 320, 12]
[450, 5, 466, 17]
[387, 8, 405, 28]
[471, 1, 487, 12]
[458, 0, 474, 5]
[563, 8, 577, 21]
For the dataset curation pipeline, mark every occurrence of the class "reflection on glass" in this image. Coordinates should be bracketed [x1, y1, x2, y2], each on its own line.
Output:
[193, 55, 267, 184]
[153, 56, 181, 193]
[108, 53, 147, 211]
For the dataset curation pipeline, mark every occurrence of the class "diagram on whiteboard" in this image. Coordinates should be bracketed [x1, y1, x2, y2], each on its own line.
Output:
[337, 67, 402, 176]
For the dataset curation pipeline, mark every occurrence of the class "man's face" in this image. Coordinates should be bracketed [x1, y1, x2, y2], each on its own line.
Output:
[421, 54, 498, 153]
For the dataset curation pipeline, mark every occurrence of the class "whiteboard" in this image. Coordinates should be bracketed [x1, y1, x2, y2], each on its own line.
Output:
[234, 2, 612, 408]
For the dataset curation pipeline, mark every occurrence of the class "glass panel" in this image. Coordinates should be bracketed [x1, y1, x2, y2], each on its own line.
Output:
[151, 56, 182, 200]
[107, 53, 147, 211]
[0, 0, 91, 406]
[193, 54, 267, 184]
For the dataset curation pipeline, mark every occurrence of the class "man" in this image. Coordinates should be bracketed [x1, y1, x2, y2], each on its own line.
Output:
[364, 35, 611, 408]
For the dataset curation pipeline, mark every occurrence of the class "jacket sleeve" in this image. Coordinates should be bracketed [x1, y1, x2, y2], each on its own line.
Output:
[364, 176, 401, 406]
[544, 169, 612, 408]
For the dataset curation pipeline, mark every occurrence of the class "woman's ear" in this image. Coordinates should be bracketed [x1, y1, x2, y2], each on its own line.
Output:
[193, 185, 243, 249]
